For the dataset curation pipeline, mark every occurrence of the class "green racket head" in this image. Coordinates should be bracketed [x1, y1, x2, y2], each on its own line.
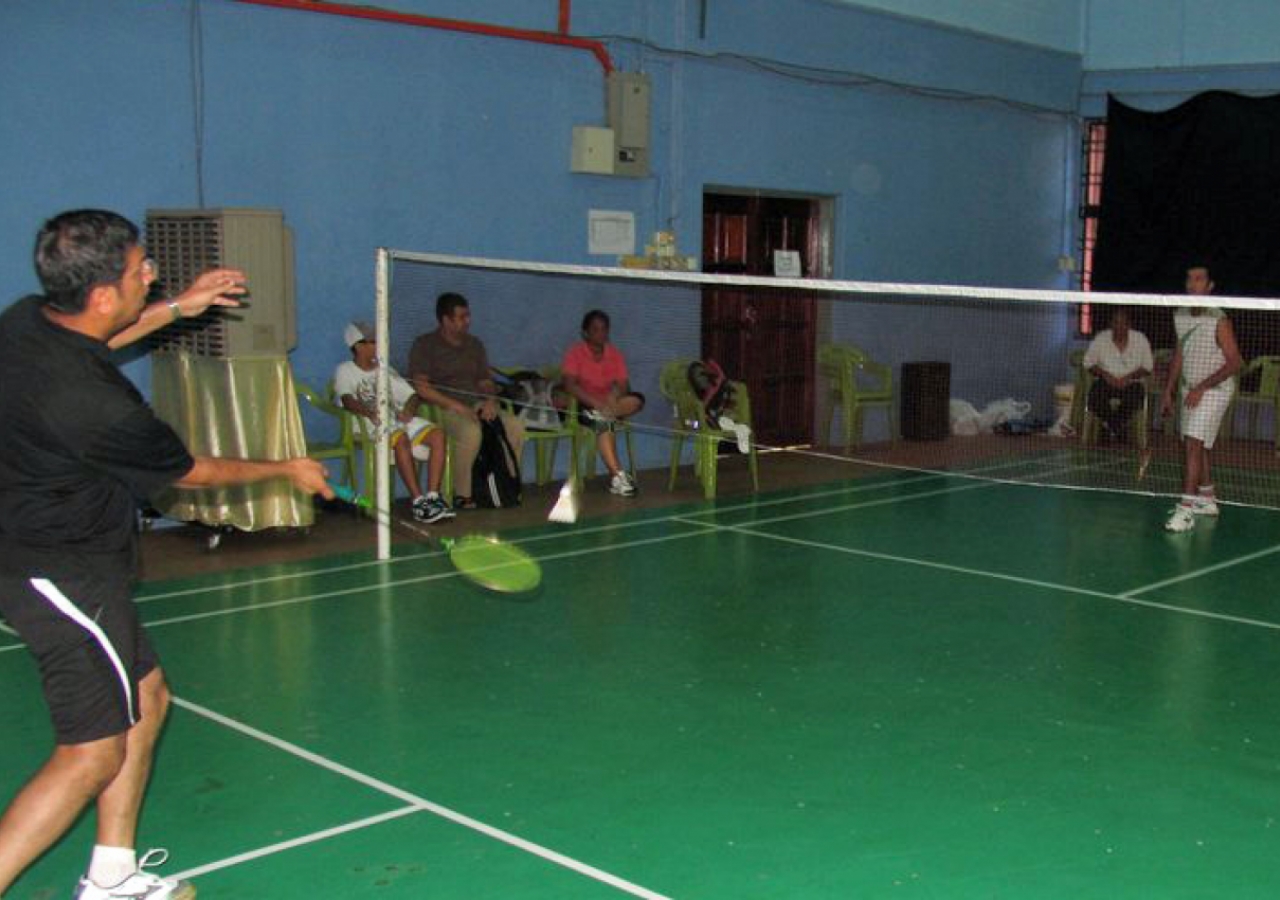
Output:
[447, 535, 542, 594]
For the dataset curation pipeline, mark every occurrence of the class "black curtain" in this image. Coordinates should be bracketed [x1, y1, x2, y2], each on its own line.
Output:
[1092, 91, 1280, 356]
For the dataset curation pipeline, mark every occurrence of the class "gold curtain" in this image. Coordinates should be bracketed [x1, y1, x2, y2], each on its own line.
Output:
[151, 351, 313, 530]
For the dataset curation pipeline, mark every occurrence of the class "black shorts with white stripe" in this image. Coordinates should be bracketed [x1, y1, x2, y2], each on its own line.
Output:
[0, 572, 158, 744]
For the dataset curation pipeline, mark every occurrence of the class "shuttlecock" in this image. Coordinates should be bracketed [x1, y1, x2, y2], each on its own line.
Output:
[548, 479, 580, 524]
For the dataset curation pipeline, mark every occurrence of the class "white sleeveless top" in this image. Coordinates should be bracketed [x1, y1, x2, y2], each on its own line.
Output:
[1174, 307, 1233, 396]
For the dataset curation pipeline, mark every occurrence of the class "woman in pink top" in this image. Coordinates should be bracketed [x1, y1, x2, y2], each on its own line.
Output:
[561, 310, 645, 496]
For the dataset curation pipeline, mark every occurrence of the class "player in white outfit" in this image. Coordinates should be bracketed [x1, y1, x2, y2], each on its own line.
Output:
[1160, 265, 1242, 532]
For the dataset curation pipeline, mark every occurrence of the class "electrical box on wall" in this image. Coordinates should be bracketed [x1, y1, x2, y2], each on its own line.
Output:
[606, 72, 650, 178]
[571, 126, 615, 174]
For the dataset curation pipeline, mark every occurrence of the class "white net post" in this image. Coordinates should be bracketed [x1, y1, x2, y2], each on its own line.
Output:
[375, 248, 392, 561]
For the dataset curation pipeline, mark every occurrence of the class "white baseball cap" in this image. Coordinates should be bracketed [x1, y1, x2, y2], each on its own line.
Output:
[344, 321, 374, 348]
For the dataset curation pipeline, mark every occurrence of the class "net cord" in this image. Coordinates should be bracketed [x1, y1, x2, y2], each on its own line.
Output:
[383, 250, 1280, 312]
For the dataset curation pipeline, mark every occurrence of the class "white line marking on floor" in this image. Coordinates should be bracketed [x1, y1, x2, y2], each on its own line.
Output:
[57, 465, 1087, 637]
[172, 697, 675, 900]
[690, 521, 1280, 633]
[1119, 543, 1280, 598]
[134, 471, 952, 604]
[135, 450, 1077, 604]
[172, 806, 423, 881]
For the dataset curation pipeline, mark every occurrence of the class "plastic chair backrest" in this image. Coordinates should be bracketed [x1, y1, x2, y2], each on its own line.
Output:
[659, 360, 705, 422]
[296, 381, 353, 454]
[1248, 356, 1280, 398]
[819, 343, 890, 394]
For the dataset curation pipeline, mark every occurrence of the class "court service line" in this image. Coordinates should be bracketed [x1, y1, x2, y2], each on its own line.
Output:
[687, 521, 1280, 633]
[1118, 543, 1280, 598]
[142, 474, 1035, 631]
[0, 466, 1110, 653]
[133, 472, 949, 605]
[171, 697, 675, 900]
[173, 805, 424, 881]
[134, 450, 1077, 605]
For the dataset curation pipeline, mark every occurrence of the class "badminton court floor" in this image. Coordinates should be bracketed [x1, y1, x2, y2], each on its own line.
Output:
[3, 470, 1280, 898]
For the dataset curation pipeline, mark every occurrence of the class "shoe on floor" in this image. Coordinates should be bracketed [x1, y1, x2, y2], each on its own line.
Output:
[1193, 497, 1220, 517]
[1164, 504, 1196, 533]
[74, 850, 195, 900]
[412, 495, 456, 523]
[609, 471, 637, 497]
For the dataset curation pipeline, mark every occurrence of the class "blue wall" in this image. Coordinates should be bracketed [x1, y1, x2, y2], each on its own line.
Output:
[833, 0, 1082, 54]
[1, 0, 1083, 458]
[1085, 0, 1280, 71]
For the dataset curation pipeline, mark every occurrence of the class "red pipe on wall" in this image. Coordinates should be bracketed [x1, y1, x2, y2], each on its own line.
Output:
[227, 0, 613, 74]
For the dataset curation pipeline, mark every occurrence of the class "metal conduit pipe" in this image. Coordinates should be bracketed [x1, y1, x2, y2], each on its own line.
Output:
[225, 0, 613, 74]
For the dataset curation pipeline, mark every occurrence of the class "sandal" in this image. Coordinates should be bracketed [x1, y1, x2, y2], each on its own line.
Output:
[453, 496, 479, 510]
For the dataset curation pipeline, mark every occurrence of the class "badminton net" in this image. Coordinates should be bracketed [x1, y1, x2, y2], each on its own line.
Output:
[367, 249, 1280, 556]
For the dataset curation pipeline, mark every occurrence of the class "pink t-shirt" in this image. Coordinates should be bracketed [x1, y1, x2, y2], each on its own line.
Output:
[562, 341, 629, 400]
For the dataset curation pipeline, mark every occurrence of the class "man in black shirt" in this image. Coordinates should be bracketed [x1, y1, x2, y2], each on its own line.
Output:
[0, 210, 332, 900]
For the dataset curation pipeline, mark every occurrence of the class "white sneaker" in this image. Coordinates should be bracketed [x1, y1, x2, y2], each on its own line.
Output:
[609, 471, 637, 497]
[1193, 498, 1220, 517]
[1164, 505, 1196, 533]
[73, 850, 195, 900]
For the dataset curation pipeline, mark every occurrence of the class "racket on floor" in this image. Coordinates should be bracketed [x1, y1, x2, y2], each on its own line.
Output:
[328, 482, 542, 594]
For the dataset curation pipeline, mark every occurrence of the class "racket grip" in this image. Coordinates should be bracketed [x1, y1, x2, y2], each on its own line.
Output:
[329, 481, 372, 510]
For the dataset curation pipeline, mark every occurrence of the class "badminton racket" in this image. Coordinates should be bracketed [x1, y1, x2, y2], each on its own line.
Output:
[328, 482, 542, 594]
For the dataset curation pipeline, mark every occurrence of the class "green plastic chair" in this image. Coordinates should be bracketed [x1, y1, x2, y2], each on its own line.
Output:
[554, 362, 638, 482]
[339, 388, 453, 501]
[493, 366, 579, 486]
[1067, 347, 1089, 432]
[658, 360, 759, 500]
[1077, 367, 1151, 450]
[817, 343, 895, 450]
[296, 381, 357, 490]
[1224, 356, 1280, 454]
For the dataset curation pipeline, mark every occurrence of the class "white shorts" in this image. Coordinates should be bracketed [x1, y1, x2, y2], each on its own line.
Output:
[1180, 386, 1232, 448]
[387, 416, 436, 462]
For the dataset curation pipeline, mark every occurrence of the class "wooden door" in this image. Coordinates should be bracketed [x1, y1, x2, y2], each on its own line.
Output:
[702, 194, 818, 445]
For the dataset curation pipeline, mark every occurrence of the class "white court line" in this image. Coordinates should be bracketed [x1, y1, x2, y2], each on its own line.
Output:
[134, 450, 1077, 605]
[132, 471, 949, 605]
[171, 697, 674, 900]
[0, 462, 1084, 650]
[174, 806, 423, 881]
[1119, 543, 1280, 598]
[687, 520, 1280, 633]
[138, 527, 721, 630]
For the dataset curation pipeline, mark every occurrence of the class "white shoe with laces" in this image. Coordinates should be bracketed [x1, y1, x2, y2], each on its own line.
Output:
[609, 471, 637, 497]
[1193, 497, 1220, 517]
[1164, 504, 1196, 533]
[73, 849, 195, 900]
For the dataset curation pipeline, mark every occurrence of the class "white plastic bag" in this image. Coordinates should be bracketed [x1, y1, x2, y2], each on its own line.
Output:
[978, 398, 1032, 431]
[949, 399, 983, 436]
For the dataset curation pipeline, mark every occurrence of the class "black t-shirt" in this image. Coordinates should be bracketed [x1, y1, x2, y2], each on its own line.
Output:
[0, 296, 194, 578]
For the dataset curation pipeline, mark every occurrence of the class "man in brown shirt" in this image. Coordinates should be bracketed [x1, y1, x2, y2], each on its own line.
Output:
[408, 292, 525, 507]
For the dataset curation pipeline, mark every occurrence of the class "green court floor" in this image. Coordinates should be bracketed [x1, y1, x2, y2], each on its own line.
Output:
[4, 471, 1280, 898]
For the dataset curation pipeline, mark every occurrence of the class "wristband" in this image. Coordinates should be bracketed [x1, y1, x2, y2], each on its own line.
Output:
[167, 300, 183, 322]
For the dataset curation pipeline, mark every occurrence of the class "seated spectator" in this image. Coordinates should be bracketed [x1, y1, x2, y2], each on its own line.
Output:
[408, 293, 526, 509]
[334, 322, 454, 523]
[561, 309, 645, 496]
[1083, 308, 1153, 443]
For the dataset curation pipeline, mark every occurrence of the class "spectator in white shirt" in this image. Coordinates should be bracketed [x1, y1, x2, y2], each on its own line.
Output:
[1082, 308, 1153, 443]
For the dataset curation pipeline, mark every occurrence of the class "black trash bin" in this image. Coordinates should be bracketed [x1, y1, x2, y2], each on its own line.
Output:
[900, 361, 950, 441]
